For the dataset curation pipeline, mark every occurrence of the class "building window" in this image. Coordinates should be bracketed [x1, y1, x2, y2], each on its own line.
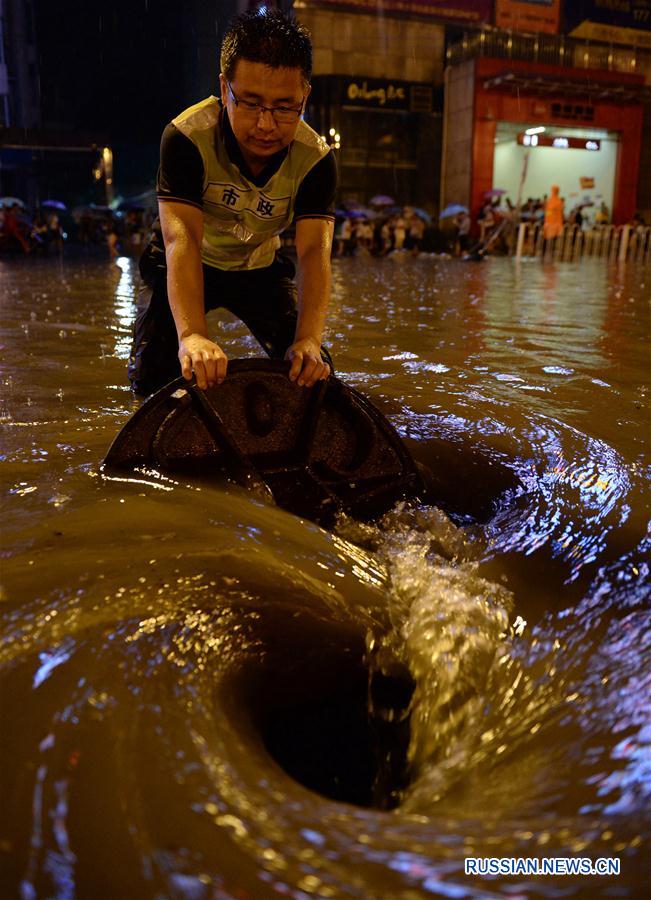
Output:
[551, 102, 594, 122]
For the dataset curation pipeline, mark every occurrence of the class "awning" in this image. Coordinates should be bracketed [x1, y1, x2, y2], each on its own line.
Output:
[483, 71, 651, 103]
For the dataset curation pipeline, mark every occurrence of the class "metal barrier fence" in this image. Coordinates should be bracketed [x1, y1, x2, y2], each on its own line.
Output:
[447, 30, 651, 80]
[515, 223, 651, 264]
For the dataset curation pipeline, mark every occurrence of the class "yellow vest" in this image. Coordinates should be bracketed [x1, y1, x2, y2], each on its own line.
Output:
[172, 97, 330, 271]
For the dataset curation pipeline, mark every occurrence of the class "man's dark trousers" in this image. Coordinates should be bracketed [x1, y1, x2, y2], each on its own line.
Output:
[128, 242, 333, 396]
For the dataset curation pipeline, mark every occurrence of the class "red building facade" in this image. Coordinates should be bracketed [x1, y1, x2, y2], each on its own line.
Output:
[472, 58, 645, 223]
[442, 52, 647, 225]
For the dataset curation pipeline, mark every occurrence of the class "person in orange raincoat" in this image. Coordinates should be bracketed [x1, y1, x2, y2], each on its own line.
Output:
[543, 184, 564, 240]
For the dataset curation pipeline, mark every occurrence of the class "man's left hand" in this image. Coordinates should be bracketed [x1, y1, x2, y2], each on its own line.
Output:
[286, 338, 330, 387]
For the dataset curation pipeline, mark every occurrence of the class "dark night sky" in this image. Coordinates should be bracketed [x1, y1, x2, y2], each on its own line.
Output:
[31, 0, 238, 191]
[34, 0, 233, 144]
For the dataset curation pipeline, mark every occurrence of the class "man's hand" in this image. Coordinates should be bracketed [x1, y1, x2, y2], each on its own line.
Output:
[178, 333, 228, 389]
[286, 337, 330, 387]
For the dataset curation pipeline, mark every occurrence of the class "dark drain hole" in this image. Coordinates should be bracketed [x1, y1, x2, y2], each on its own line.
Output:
[259, 655, 414, 810]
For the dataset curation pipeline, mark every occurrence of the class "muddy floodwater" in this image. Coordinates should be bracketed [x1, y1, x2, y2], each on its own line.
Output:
[1, 251, 649, 899]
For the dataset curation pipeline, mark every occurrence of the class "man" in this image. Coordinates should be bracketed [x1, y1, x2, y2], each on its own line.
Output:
[128, 8, 336, 396]
[542, 184, 564, 258]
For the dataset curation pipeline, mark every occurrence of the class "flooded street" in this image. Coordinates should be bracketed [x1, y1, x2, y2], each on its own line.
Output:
[1, 252, 649, 898]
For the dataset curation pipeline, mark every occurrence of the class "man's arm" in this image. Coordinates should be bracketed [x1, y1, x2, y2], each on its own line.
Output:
[159, 200, 227, 389]
[287, 217, 334, 387]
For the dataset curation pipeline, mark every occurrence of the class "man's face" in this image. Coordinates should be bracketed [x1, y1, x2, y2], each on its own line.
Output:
[219, 60, 310, 170]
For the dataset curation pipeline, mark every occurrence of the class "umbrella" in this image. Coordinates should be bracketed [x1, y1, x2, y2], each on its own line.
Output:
[410, 207, 432, 225]
[484, 188, 506, 199]
[0, 197, 26, 208]
[440, 204, 469, 218]
[41, 199, 67, 210]
[370, 194, 394, 207]
[345, 206, 375, 219]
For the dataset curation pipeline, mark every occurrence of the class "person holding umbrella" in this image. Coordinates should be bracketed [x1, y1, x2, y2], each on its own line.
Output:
[1, 202, 30, 254]
[40, 200, 67, 252]
[454, 209, 471, 255]
[406, 212, 425, 256]
[477, 201, 496, 244]
[439, 204, 469, 256]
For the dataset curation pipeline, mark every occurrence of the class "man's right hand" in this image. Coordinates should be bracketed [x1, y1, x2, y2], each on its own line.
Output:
[178, 334, 228, 389]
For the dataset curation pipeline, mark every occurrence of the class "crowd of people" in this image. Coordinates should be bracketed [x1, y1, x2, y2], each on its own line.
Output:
[447, 194, 646, 258]
[0, 202, 64, 254]
[3, 193, 646, 262]
[333, 207, 428, 257]
[3, 197, 438, 261]
[0, 200, 154, 257]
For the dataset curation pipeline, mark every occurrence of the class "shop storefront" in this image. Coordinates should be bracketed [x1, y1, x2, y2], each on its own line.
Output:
[308, 74, 443, 205]
[492, 123, 619, 219]
[442, 55, 646, 224]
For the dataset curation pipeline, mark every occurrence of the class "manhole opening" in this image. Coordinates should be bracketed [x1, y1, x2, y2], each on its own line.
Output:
[253, 643, 414, 811]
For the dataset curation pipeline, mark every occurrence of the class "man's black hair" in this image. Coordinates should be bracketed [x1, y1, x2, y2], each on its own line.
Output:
[220, 7, 313, 83]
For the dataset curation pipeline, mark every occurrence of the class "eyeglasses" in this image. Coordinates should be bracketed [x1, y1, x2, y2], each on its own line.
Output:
[226, 82, 306, 124]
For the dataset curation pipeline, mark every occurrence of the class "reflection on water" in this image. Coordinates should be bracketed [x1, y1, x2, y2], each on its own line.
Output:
[112, 256, 138, 359]
[1, 253, 649, 897]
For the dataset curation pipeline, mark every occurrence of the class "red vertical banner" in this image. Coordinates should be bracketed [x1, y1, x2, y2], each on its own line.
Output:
[495, 0, 561, 34]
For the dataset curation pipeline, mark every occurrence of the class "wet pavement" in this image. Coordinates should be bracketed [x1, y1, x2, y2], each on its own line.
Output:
[1, 250, 649, 898]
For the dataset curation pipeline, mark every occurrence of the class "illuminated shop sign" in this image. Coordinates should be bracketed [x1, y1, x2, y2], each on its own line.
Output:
[565, 0, 651, 47]
[347, 81, 406, 106]
[517, 133, 601, 150]
[311, 75, 441, 114]
[342, 77, 437, 112]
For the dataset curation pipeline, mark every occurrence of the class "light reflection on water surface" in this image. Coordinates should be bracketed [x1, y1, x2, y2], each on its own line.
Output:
[1, 253, 649, 898]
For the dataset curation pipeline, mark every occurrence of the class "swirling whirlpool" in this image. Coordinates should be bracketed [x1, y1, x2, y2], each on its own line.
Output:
[1, 254, 649, 898]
